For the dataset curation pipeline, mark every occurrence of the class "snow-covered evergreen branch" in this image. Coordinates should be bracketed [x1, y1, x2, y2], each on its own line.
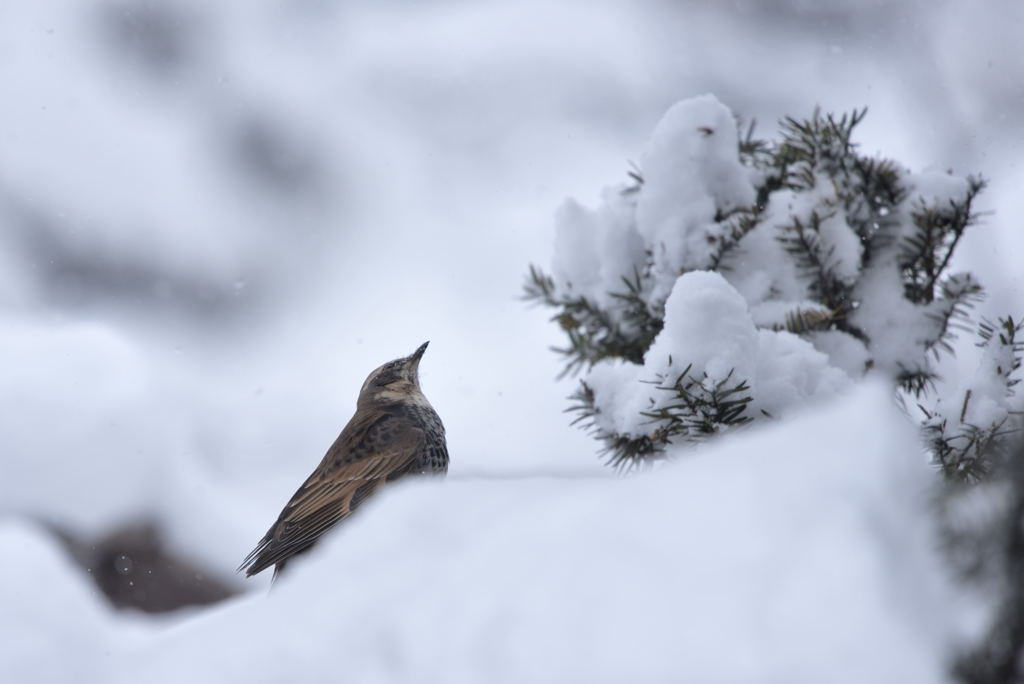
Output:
[923, 316, 1024, 482]
[526, 94, 1016, 469]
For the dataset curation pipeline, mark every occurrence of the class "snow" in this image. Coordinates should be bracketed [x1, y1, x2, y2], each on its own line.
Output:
[635, 94, 756, 304]
[726, 203, 807, 305]
[551, 192, 644, 312]
[0, 319, 168, 530]
[816, 210, 864, 285]
[849, 259, 934, 378]
[587, 272, 850, 437]
[806, 330, 871, 379]
[0, 519, 131, 684]
[908, 171, 972, 208]
[650, 271, 759, 384]
[0, 385, 979, 683]
[730, 176, 861, 307]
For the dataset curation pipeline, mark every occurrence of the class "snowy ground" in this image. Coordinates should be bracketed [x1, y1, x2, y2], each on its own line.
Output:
[1, 0, 1021, 681]
[0, 385, 982, 683]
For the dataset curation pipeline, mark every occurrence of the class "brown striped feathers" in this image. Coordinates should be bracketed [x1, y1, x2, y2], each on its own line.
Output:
[239, 342, 448, 579]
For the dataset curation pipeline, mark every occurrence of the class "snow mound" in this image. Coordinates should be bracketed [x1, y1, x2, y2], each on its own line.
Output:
[0, 519, 128, 684]
[0, 384, 971, 683]
[0, 320, 173, 531]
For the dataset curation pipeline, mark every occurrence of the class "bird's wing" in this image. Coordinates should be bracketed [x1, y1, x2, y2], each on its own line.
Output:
[239, 411, 424, 576]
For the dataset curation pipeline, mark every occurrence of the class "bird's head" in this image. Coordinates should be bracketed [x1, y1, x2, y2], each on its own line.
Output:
[358, 341, 429, 405]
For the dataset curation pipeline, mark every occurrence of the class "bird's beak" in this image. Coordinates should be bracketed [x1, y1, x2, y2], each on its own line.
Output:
[410, 341, 429, 363]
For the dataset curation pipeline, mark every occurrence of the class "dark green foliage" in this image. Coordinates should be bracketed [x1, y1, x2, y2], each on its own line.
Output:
[779, 306, 838, 336]
[897, 366, 940, 400]
[708, 208, 761, 272]
[567, 364, 754, 470]
[940, 434, 1024, 684]
[776, 210, 854, 316]
[978, 316, 1024, 390]
[922, 316, 1023, 483]
[898, 273, 986, 399]
[925, 274, 985, 358]
[639, 365, 754, 436]
[902, 176, 986, 305]
[776, 108, 868, 190]
[934, 322, 1024, 684]
[925, 403, 1010, 483]
[566, 382, 670, 469]
[524, 264, 662, 376]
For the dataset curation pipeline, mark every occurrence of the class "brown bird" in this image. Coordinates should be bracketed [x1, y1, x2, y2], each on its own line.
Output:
[239, 341, 448, 579]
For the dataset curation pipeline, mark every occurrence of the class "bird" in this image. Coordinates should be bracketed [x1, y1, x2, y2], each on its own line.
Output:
[239, 341, 448, 579]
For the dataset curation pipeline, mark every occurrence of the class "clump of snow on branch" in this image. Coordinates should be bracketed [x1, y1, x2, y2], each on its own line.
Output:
[634, 95, 756, 304]
[586, 271, 850, 442]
